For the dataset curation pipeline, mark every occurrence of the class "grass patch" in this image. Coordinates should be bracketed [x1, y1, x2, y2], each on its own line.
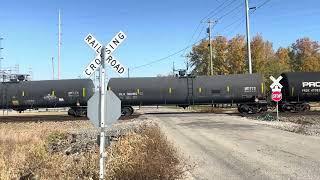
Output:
[45, 131, 67, 144]
[0, 122, 190, 179]
[256, 113, 276, 121]
[106, 124, 190, 180]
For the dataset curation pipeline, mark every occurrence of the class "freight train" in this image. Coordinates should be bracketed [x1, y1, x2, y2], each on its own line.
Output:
[0, 79, 94, 116]
[0, 72, 319, 116]
[108, 72, 320, 115]
[109, 73, 268, 115]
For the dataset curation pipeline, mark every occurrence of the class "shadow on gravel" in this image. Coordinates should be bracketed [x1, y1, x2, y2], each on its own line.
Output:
[145, 111, 240, 115]
[0, 113, 143, 123]
[119, 114, 141, 120]
[177, 120, 256, 131]
[0, 115, 87, 123]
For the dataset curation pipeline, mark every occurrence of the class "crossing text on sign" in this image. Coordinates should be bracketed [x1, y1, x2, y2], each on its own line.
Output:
[83, 55, 126, 77]
[83, 31, 127, 77]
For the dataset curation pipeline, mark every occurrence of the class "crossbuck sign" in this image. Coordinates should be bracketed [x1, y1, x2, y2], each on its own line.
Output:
[83, 31, 127, 77]
[270, 75, 283, 91]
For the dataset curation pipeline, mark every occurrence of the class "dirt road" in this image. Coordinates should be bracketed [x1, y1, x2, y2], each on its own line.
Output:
[137, 107, 320, 180]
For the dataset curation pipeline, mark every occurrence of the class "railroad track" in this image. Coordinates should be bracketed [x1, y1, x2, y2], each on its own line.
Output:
[241, 110, 320, 117]
[1, 110, 319, 123]
[0, 115, 88, 123]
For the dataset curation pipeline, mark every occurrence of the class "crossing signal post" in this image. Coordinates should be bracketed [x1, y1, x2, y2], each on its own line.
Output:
[83, 31, 127, 179]
[99, 46, 106, 179]
[270, 76, 283, 121]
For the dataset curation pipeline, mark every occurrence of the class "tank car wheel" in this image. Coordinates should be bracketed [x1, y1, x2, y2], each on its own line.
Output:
[302, 104, 311, 112]
[121, 107, 133, 116]
[259, 105, 268, 113]
[238, 104, 252, 114]
[128, 106, 134, 114]
[68, 108, 76, 117]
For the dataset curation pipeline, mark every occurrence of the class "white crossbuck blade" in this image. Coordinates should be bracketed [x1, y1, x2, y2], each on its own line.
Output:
[83, 31, 127, 78]
[270, 75, 283, 90]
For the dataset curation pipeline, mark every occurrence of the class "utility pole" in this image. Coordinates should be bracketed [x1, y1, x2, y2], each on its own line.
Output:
[0, 37, 3, 73]
[28, 66, 33, 81]
[245, 0, 252, 74]
[58, 9, 61, 79]
[51, 57, 55, 80]
[172, 61, 175, 75]
[207, 20, 215, 76]
[127, 68, 130, 78]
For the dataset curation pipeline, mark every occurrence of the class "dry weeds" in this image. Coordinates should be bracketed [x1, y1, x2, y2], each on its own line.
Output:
[106, 124, 191, 180]
[0, 119, 190, 179]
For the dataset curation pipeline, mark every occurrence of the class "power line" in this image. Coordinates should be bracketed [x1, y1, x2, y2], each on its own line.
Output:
[218, 13, 245, 32]
[224, 17, 246, 37]
[194, 25, 206, 44]
[201, 0, 238, 22]
[214, 2, 244, 21]
[218, 2, 264, 37]
[182, 23, 202, 56]
[132, 0, 270, 71]
[182, 23, 206, 57]
[215, 0, 271, 37]
[131, 37, 206, 70]
[182, 0, 238, 56]
[256, 0, 272, 9]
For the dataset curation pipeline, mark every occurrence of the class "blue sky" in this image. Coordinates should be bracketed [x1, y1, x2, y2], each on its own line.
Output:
[0, 0, 319, 80]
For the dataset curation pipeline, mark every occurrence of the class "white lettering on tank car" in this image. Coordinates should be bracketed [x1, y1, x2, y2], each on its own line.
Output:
[43, 94, 57, 101]
[67, 91, 79, 97]
[302, 82, 320, 88]
[126, 92, 138, 96]
[244, 87, 256, 93]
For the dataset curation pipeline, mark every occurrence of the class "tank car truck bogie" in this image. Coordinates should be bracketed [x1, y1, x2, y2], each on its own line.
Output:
[279, 102, 311, 113]
[238, 102, 268, 114]
[68, 106, 88, 117]
[121, 106, 134, 116]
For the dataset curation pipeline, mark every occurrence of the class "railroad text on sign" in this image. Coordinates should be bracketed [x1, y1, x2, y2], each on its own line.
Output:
[83, 32, 127, 77]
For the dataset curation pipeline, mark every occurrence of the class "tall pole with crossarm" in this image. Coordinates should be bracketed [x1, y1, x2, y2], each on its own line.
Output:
[207, 20, 213, 76]
[245, 0, 252, 74]
[58, 9, 61, 79]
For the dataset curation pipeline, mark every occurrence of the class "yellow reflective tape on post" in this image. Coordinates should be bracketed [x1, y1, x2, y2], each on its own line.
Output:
[227, 86, 230, 93]
[52, 90, 55, 96]
[261, 83, 264, 94]
[198, 87, 202, 93]
[169, 88, 172, 94]
[22, 91, 25, 97]
[137, 88, 140, 95]
[83, 88, 86, 97]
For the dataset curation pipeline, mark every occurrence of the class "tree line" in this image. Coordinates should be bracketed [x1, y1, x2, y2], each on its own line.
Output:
[188, 35, 320, 79]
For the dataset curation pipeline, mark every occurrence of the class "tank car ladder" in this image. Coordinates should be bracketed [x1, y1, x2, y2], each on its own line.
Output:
[186, 77, 194, 105]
